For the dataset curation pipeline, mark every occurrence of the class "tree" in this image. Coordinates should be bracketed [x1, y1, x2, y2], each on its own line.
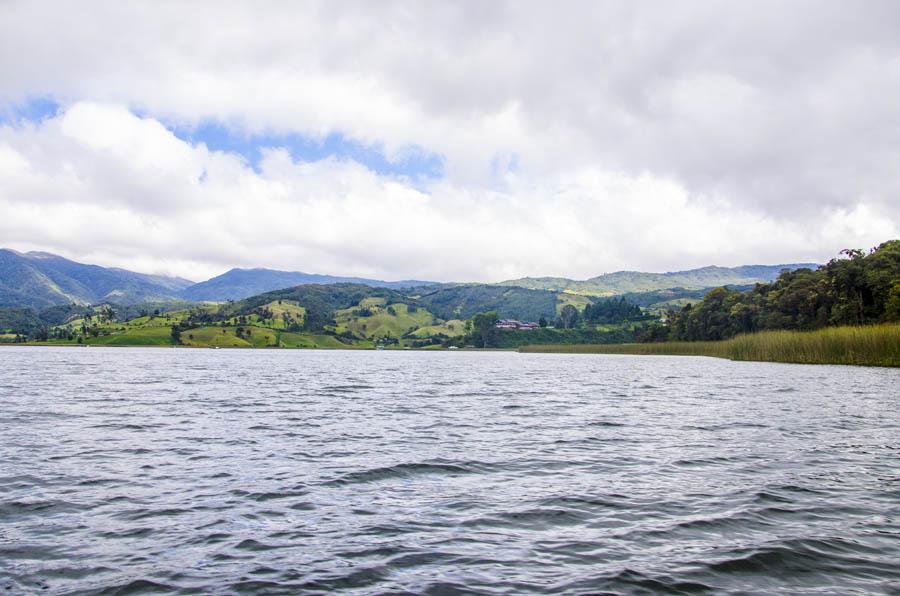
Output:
[538, 316, 548, 328]
[559, 304, 580, 329]
[471, 311, 500, 348]
[885, 280, 900, 321]
[170, 325, 181, 344]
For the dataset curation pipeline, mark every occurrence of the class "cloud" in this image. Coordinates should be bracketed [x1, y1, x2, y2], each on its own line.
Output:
[0, 2, 898, 280]
[1, 102, 896, 281]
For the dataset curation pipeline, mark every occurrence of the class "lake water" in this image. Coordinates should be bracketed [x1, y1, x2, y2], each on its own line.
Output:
[1, 347, 898, 594]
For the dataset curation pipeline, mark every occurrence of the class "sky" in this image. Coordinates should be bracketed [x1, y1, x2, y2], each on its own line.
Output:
[1, 1, 898, 283]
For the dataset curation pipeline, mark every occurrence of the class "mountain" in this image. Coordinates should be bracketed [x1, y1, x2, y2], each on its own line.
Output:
[179, 267, 433, 301]
[499, 264, 819, 296]
[0, 249, 193, 308]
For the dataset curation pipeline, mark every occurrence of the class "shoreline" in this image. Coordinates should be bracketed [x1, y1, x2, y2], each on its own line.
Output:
[0, 343, 511, 352]
[519, 324, 900, 368]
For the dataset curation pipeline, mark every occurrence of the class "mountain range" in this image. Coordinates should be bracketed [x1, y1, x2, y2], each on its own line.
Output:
[0, 248, 818, 309]
[499, 264, 818, 296]
[0, 249, 193, 309]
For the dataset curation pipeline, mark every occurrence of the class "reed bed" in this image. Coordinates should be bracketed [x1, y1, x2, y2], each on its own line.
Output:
[519, 324, 900, 367]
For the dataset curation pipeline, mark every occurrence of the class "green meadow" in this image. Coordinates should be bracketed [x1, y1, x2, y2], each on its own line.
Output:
[520, 324, 900, 367]
[334, 298, 434, 340]
[33, 296, 464, 349]
[409, 319, 467, 338]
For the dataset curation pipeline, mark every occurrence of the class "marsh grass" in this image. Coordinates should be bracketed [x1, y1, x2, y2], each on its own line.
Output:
[520, 324, 900, 367]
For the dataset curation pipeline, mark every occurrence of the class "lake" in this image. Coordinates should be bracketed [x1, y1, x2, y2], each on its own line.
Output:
[1, 347, 898, 594]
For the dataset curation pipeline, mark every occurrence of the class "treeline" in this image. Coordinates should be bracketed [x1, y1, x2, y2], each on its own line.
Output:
[662, 241, 900, 342]
[583, 297, 643, 323]
[464, 302, 647, 348]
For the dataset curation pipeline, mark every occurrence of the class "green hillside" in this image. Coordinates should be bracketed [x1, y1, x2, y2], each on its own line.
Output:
[22, 284, 471, 349]
[416, 284, 558, 321]
[334, 298, 434, 340]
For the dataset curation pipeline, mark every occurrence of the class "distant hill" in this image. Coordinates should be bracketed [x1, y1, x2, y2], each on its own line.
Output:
[179, 267, 433, 301]
[0, 249, 193, 308]
[499, 264, 819, 296]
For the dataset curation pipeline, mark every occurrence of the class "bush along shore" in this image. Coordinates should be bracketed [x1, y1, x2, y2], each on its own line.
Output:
[519, 324, 900, 367]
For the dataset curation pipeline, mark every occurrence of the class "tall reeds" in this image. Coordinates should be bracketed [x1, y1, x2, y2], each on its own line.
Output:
[519, 324, 900, 367]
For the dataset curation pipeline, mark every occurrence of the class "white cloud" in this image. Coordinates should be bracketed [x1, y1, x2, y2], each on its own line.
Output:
[1, 103, 896, 282]
[0, 2, 898, 280]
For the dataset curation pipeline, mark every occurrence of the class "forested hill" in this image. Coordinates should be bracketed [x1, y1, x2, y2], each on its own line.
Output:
[662, 241, 900, 341]
[415, 284, 558, 322]
[500, 263, 818, 296]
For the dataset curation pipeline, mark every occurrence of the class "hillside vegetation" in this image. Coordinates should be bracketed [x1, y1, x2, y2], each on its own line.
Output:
[416, 284, 558, 321]
[5, 279, 651, 349]
[6, 284, 470, 349]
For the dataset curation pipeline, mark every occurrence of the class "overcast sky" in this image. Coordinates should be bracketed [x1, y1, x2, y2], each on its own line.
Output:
[1, 1, 898, 282]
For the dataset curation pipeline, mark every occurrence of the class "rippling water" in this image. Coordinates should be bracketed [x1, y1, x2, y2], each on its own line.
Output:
[1, 347, 899, 594]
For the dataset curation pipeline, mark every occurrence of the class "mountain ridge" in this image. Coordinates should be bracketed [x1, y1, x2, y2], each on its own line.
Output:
[0, 247, 821, 308]
[0, 249, 194, 308]
[179, 267, 434, 301]
[499, 263, 819, 295]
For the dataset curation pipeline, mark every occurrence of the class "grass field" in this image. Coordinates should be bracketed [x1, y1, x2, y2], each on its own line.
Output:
[278, 332, 361, 349]
[335, 301, 434, 339]
[409, 319, 467, 338]
[89, 326, 174, 346]
[556, 292, 593, 314]
[520, 324, 900, 367]
[224, 300, 306, 329]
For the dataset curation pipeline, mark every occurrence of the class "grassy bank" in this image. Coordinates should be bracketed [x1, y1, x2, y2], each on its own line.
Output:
[519, 324, 900, 367]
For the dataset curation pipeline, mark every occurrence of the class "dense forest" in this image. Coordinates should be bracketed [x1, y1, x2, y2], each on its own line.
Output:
[661, 241, 900, 342]
[464, 296, 651, 348]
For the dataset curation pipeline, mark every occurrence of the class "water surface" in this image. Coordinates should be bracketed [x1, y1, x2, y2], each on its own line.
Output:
[1, 347, 898, 594]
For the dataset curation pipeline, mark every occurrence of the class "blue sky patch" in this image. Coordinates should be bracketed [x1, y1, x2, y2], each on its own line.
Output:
[0, 98, 444, 182]
[0, 97, 61, 125]
[167, 119, 444, 182]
